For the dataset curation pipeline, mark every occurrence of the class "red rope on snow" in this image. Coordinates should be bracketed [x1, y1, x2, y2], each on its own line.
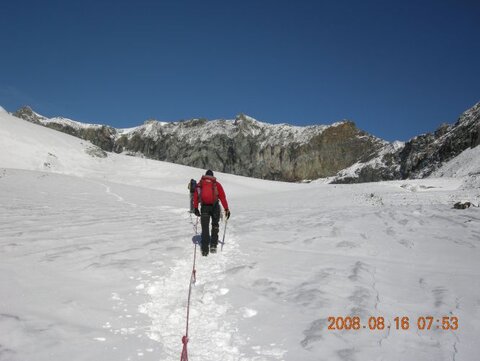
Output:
[180, 335, 189, 361]
[180, 216, 199, 361]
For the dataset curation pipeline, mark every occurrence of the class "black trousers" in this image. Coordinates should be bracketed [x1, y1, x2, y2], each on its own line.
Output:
[200, 202, 220, 251]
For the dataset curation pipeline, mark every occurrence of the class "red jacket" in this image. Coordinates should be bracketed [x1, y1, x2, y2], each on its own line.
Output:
[193, 176, 229, 210]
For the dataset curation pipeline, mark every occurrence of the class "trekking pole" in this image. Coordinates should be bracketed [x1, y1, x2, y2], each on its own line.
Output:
[220, 219, 228, 251]
[194, 216, 199, 235]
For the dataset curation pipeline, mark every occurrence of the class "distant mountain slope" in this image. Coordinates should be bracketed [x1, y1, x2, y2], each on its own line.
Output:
[0, 106, 302, 197]
[13, 106, 117, 151]
[332, 101, 480, 183]
[432, 142, 480, 181]
[9, 101, 480, 183]
[12, 107, 385, 181]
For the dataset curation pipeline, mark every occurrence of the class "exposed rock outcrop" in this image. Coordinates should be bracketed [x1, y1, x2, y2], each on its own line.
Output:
[112, 115, 385, 181]
[11, 101, 480, 183]
[332, 102, 480, 183]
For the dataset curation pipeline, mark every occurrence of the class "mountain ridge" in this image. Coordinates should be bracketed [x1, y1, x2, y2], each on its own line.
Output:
[11, 106, 385, 181]
[333, 101, 480, 183]
[8, 102, 480, 183]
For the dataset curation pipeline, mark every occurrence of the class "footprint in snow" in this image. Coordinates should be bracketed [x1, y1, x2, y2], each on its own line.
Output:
[218, 288, 229, 295]
[242, 307, 258, 318]
[336, 241, 357, 249]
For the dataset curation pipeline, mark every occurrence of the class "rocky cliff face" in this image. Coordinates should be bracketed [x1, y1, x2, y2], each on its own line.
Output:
[333, 101, 480, 183]
[12, 102, 479, 183]
[114, 115, 386, 181]
[12, 108, 385, 181]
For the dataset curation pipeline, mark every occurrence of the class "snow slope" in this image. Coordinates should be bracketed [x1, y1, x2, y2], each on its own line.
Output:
[0, 108, 301, 196]
[432, 145, 480, 179]
[1, 107, 480, 361]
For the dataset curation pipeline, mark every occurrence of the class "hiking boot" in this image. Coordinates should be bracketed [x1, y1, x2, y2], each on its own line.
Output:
[210, 246, 217, 254]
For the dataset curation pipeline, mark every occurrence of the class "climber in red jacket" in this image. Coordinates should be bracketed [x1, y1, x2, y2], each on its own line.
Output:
[193, 170, 230, 256]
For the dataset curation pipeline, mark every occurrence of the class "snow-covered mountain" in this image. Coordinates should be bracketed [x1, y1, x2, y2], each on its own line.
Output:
[12, 102, 480, 184]
[12, 107, 386, 181]
[333, 101, 480, 183]
[1, 104, 480, 361]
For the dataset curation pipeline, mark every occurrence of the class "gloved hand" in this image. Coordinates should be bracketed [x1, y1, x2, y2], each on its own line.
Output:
[225, 209, 231, 220]
[194, 208, 200, 217]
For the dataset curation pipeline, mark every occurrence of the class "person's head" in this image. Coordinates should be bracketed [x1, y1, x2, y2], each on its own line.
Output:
[205, 169, 214, 177]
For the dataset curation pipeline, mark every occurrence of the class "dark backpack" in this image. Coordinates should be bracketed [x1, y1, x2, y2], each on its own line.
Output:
[189, 179, 197, 193]
[199, 175, 218, 205]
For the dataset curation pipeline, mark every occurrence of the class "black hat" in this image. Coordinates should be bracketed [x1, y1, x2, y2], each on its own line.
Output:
[206, 169, 214, 176]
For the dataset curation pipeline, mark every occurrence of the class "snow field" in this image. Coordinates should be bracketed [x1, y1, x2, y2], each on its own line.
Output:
[226, 183, 480, 361]
[0, 171, 186, 361]
[1, 107, 480, 360]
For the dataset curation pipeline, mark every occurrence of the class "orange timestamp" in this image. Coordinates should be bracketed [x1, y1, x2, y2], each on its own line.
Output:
[328, 316, 459, 331]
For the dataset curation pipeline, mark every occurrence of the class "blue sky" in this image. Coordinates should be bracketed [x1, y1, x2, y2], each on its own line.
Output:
[0, 0, 479, 141]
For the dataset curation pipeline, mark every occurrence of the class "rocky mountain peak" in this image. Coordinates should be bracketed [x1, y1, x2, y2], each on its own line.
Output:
[12, 106, 385, 181]
[457, 101, 480, 126]
[143, 119, 158, 125]
[13, 106, 45, 123]
[332, 101, 480, 183]
[234, 113, 258, 125]
[11, 102, 478, 183]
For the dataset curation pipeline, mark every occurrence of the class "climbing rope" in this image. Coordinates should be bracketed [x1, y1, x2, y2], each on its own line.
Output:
[180, 216, 199, 361]
[180, 214, 228, 359]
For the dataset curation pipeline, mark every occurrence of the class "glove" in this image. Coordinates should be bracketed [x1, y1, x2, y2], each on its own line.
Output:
[225, 209, 231, 220]
[194, 208, 200, 217]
